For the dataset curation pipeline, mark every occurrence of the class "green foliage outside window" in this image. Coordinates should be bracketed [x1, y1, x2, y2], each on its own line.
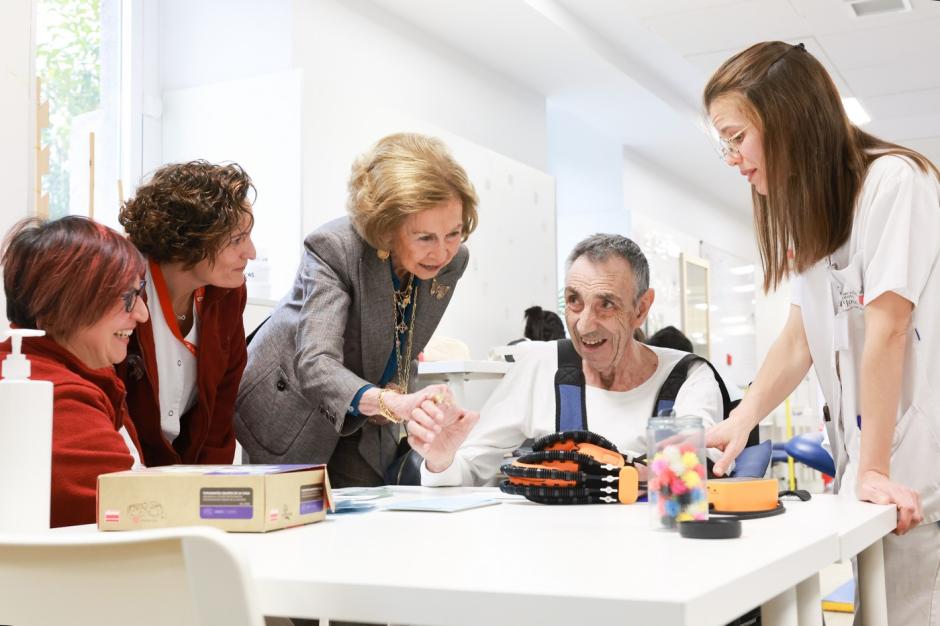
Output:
[36, 0, 101, 218]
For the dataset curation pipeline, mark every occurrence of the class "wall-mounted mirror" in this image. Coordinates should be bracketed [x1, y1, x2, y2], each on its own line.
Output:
[680, 254, 710, 359]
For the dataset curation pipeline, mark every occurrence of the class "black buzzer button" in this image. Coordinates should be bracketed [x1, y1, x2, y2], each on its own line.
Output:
[678, 518, 742, 539]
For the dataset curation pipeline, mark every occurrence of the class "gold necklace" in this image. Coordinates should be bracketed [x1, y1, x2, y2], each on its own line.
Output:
[392, 274, 418, 392]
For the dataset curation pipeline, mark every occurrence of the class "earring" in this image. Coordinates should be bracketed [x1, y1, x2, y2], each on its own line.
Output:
[376, 249, 390, 261]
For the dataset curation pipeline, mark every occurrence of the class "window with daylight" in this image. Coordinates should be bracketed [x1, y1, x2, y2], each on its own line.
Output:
[36, 0, 122, 225]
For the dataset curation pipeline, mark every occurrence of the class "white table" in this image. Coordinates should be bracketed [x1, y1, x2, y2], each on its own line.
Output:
[217, 488, 892, 626]
[57, 489, 893, 626]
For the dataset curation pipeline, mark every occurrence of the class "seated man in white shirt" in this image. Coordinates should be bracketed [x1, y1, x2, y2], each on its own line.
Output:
[408, 233, 725, 487]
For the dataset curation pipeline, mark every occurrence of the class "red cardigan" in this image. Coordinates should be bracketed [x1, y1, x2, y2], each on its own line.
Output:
[0, 336, 143, 528]
[118, 283, 248, 466]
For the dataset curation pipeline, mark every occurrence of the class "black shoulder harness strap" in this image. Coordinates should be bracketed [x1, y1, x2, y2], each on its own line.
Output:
[555, 345, 749, 444]
[653, 353, 732, 418]
[554, 339, 588, 431]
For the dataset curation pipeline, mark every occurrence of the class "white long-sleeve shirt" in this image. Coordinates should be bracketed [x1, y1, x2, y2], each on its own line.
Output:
[422, 342, 724, 487]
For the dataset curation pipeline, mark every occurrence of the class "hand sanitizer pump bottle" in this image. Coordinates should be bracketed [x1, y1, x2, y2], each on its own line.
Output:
[0, 329, 54, 531]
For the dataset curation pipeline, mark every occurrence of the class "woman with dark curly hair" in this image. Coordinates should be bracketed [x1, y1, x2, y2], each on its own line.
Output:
[236, 133, 479, 487]
[117, 160, 256, 466]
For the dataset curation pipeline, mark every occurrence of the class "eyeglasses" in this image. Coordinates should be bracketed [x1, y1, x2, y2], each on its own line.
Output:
[717, 125, 749, 161]
[121, 279, 147, 313]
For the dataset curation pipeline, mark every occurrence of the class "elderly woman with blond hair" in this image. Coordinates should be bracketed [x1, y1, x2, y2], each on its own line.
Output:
[235, 133, 480, 487]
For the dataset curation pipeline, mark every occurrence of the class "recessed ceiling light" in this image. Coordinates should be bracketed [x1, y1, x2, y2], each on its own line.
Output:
[844, 0, 911, 17]
[842, 97, 871, 126]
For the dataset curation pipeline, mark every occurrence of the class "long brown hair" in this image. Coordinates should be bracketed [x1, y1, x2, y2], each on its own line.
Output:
[704, 41, 939, 291]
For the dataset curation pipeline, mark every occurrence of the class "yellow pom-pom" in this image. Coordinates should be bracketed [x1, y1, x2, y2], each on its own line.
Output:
[676, 512, 693, 522]
[682, 470, 701, 488]
[682, 451, 699, 469]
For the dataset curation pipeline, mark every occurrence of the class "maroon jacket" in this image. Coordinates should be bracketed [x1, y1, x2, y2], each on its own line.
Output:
[0, 336, 142, 528]
[118, 283, 248, 466]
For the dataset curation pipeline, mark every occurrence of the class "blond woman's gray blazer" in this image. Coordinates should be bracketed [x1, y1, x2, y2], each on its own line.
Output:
[234, 217, 468, 478]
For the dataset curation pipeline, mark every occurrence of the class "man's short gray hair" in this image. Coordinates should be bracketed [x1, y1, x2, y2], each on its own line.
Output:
[566, 233, 650, 302]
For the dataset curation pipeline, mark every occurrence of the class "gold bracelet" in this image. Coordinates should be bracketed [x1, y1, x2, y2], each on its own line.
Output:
[377, 389, 405, 424]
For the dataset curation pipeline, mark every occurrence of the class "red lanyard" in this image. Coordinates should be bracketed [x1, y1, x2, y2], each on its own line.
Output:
[149, 259, 203, 358]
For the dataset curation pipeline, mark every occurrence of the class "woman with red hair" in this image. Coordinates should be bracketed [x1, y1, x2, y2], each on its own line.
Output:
[1, 216, 149, 527]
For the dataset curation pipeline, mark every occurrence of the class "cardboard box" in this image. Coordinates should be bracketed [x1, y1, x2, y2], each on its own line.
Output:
[97, 464, 332, 532]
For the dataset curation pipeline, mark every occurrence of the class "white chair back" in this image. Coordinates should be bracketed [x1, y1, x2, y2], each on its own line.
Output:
[0, 526, 264, 626]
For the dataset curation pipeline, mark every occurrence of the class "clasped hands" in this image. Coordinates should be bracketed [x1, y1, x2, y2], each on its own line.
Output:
[395, 383, 478, 473]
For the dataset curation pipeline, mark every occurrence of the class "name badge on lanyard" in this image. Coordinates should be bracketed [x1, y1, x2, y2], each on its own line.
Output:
[150, 259, 202, 357]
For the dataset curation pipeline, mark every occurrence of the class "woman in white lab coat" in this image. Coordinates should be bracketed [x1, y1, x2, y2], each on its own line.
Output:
[703, 41, 940, 625]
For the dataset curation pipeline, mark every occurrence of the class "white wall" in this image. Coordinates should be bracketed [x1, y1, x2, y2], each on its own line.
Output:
[624, 151, 756, 262]
[625, 150, 766, 389]
[154, 0, 549, 242]
[132, 0, 295, 185]
[161, 70, 303, 302]
[294, 0, 548, 235]
[548, 103, 627, 293]
[153, 0, 555, 353]
[0, 0, 34, 331]
[159, 0, 292, 92]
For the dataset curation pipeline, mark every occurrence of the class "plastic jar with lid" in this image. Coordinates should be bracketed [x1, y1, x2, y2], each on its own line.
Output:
[647, 415, 708, 529]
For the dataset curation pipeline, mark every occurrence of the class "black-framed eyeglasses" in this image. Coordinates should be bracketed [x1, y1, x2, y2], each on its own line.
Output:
[121, 279, 147, 313]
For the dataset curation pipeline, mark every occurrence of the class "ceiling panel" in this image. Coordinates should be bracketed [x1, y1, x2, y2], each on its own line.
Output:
[787, 0, 938, 33]
[579, 0, 753, 21]
[684, 36, 853, 94]
[905, 136, 940, 167]
[640, 0, 805, 56]
[816, 15, 940, 70]
[863, 87, 940, 119]
[359, 0, 940, 219]
[868, 114, 940, 143]
[842, 62, 940, 97]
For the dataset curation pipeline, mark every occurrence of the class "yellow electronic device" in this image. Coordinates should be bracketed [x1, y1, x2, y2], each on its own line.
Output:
[707, 477, 781, 516]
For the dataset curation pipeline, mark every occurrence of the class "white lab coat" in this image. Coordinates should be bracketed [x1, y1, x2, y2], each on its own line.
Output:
[794, 154, 940, 625]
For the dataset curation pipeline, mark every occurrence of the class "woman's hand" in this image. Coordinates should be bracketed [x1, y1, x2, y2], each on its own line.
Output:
[856, 470, 923, 534]
[406, 408, 479, 474]
[380, 384, 455, 427]
[704, 408, 756, 477]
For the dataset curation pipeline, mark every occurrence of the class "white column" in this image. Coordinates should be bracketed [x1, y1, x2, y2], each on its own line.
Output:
[762, 586, 798, 626]
[0, 0, 34, 331]
[795, 574, 823, 626]
[858, 539, 888, 626]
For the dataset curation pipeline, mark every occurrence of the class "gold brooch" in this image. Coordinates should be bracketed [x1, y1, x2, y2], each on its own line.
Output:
[430, 279, 451, 300]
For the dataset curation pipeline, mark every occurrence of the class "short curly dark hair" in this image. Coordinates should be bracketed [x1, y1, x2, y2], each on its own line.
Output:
[119, 160, 255, 267]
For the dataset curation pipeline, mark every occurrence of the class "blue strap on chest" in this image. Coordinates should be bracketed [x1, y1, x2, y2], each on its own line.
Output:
[554, 340, 588, 431]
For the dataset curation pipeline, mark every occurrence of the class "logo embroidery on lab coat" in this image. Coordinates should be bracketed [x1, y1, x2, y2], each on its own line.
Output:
[838, 288, 864, 312]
